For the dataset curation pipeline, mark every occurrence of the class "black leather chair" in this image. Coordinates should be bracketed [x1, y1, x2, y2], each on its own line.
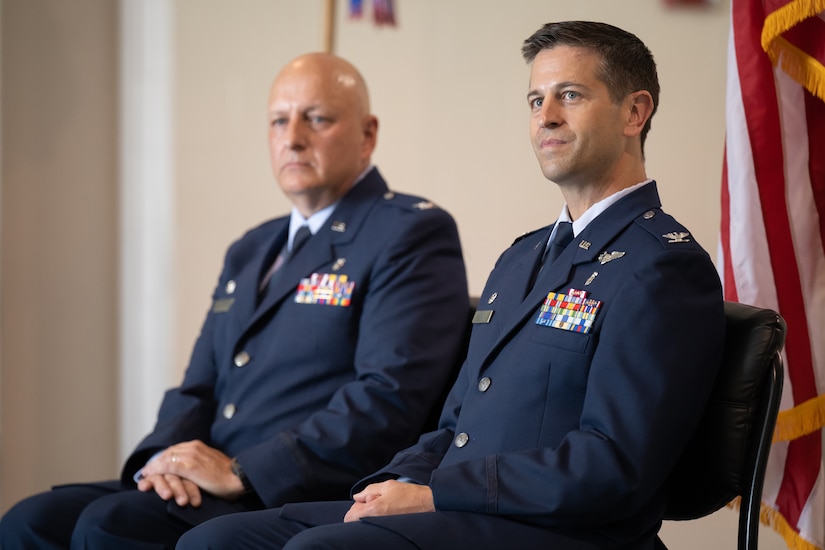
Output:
[662, 301, 786, 550]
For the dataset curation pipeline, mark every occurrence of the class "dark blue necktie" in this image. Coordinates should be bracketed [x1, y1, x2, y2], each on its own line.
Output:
[260, 225, 312, 304]
[290, 225, 312, 259]
[545, 221, 574, 264]
[528, 221, 575, 293]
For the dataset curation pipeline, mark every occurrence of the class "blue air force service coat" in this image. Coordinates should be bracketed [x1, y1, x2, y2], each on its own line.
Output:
[122, 168, 469, 521]
[350, 181, 725, 548]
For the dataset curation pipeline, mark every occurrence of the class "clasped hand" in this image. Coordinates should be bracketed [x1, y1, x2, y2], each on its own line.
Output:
[344, 480, 435, 522]
[137, 440, 245, 507]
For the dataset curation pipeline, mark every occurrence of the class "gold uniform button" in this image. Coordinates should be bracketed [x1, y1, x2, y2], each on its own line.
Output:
[225, 280, 237, 294]
[454, 432, 469, 448]
[223, 403, 236, 419]
[478, 377, 492, 392]
[234, 351, 250, 367]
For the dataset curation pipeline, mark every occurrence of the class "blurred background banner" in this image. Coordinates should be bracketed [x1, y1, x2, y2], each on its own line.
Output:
[719, 1, 825, 548]
[348, 0, 396, 26]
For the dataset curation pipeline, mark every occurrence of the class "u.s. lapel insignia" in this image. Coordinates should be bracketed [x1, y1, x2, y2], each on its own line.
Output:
[331, 221, 347, 232]
[585, 271, 598, 285]
[295, 273, 355, 306]
[598, 251, 626, 265]
[332, 258, 346, 271]
[663, 231, 691, 243]
[578, 240, 591, 250]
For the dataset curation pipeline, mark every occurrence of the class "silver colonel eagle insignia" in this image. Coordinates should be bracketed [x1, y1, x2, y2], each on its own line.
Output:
[663, 232, 691, 243]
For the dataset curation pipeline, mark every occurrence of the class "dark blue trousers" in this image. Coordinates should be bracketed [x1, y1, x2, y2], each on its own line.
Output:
[176, 500, 633, 550]
[0, 480, 257, 549]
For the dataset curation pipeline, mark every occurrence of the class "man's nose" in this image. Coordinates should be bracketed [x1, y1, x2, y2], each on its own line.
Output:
[538, 99, 561, 128]
[283, 119, 307, 149]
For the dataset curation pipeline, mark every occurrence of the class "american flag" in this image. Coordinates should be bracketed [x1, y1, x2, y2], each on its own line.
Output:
[719, 1, 825, 548]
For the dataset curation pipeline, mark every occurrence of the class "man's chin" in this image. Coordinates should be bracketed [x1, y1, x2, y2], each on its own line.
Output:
[277, 176, 320, 195]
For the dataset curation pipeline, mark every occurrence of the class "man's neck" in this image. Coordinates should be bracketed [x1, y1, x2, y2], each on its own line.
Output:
[559, 160, 647, 221]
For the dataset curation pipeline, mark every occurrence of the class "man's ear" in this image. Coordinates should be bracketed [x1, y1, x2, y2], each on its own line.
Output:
[624, 91, 654, 138]
[362, 115, 379, 156]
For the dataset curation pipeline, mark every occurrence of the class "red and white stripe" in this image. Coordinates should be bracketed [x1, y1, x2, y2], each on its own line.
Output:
[719, 1, 825, 548]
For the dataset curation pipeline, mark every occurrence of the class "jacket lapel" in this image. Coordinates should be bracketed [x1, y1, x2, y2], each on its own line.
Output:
[226, 222, 288, 326]
[479, 182, 663, 371]
[243, 168, 388, 333]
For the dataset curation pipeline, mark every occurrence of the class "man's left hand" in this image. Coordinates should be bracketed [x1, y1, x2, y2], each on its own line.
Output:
[343, 480, 435, 522]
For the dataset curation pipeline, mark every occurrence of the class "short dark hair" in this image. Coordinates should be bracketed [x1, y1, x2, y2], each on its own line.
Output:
[522, 21, 660, 153]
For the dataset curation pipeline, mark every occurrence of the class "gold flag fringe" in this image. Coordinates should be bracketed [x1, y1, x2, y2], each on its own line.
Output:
[761, 0, 825, 50]
[760, 0, 825, 101]
[726, 498, 822, 549]
[773, 394, 825, 442]
[765, 36, 825, 102]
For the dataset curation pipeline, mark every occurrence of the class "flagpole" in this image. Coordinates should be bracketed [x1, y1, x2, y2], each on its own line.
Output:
[323, 0, 336, 53]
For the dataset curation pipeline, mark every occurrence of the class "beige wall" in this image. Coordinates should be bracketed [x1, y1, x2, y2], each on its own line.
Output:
[0, 0, 789, 548]
[0, 0, 120, 505]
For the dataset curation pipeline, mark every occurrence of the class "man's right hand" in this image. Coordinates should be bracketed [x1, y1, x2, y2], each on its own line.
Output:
[137, 473, 203, 507]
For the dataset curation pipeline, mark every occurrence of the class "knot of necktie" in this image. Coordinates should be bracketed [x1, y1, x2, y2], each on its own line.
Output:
[290, 225, 312, 258]
[545, 221, 574, 264]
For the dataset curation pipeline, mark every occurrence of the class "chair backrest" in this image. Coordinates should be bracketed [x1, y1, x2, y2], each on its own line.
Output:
[663, 301, 785, 550]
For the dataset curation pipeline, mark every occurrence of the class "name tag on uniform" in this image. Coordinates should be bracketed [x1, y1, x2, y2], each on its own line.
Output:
[212, 298, 235, 313]
[472, 310, 494, 324]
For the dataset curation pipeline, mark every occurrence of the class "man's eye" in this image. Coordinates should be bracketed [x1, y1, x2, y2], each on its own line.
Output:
[562, 91, 580, 100]
[271, 118, 287, 126]
[530, 97, 543, 108]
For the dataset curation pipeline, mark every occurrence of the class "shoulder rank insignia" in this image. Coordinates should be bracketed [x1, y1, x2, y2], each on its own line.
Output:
[663, 231, 691, 243]
[598, 251, 625, 265]
[412, 201, 435, 210]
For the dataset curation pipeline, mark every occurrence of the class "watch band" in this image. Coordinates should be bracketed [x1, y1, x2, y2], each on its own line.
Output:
[230, 458, 254, 495]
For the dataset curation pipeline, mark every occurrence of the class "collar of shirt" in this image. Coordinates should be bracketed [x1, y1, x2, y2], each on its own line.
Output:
[550, 179, 653, 242]
[287, 165, 374, 249]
